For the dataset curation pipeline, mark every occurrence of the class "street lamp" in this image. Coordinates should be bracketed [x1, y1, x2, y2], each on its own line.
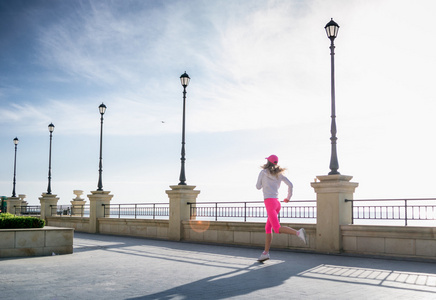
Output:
[97, 103, 107, 191]
[178, 71, 190, 185]
[325, 18, 340, 175]
[47, 123, 55, 194]
[12, 137, 19, 197]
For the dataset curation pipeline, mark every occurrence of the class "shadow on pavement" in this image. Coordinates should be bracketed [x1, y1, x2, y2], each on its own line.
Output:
[72, 232, 436, 299]
[126, 260, 297, 300]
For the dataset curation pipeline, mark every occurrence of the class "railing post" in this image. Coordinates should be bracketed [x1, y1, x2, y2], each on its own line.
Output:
[345, 199, 354, 224]
[187, 202, 192, 220]
[405, 199, 408, 226]
[244, 202, 247, 222]
[215, 202, 218, 221]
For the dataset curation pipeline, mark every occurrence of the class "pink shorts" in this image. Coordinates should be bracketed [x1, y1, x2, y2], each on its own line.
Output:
[264, 198, 281, 234]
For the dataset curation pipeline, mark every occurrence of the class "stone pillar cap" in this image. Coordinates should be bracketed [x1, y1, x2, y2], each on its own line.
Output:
[168, 185, 197, 190]
[88, 190, 112, 195]
[315, 174, 354, 182]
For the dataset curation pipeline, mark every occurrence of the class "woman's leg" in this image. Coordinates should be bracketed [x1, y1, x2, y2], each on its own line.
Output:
[264, 233, 272, 253]
[278, 226, 298, 235]
[274, 202, 301, 235]
[279, 225, 308, 246]
[263, 198, 280, 253]
[265, 217, 272, 235]
[264, 212, 273, 253]
[272, 198, 300, 235]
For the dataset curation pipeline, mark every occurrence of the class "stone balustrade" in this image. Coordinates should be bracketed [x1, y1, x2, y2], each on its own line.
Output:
[6, 175, 434, 261]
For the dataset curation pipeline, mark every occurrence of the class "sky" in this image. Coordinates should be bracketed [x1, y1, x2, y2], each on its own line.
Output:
[1, 0, 436, 205]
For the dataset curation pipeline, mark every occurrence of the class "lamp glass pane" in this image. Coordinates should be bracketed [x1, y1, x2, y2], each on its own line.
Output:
[327, 25, 333, 37]
[327, 25, 338, 38]
[180, 77, 190, 87]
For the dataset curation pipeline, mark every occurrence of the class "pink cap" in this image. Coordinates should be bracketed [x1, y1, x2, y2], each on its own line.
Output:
[266, 155, 278, 165]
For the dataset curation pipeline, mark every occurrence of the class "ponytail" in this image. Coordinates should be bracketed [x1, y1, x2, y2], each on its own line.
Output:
[261, 161, 286, 176]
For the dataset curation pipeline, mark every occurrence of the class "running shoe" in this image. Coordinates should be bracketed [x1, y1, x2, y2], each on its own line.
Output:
[298, 228, 308, 245]
[257, 252, 270, 262]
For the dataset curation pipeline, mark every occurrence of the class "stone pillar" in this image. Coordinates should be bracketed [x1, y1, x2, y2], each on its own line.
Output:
[6, 197, 21, 214]
[166, 185, 200, 241]
[311, 175, 358, 253]
[87, 190, 113, 233]
[71, 190, 86, 216]
[39, 193, 60, 220]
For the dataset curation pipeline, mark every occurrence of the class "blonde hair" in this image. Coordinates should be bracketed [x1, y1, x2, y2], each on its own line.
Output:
[261, 161, 286, 176]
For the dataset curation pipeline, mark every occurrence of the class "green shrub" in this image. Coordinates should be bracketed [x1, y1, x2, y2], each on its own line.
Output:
[0, 213, 45, 229]
[0, 213, 14, 219]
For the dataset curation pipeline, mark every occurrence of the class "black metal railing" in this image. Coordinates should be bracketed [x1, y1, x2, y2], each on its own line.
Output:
[188, 200, 316, 222]
[49, 204, 90, 217]
[102, 203, 170, 219]
[14, 198, 436, 226]
[14, 205, 41, 216]
[345, 198, 436, 226]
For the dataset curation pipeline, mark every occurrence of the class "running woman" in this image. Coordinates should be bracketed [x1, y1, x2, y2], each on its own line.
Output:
[256, 154, 307, 262]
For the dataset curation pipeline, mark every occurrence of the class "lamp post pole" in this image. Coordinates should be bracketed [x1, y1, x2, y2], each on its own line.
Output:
[12, 137, 19, 197]
[178, 72, 190, 185]
[325, 18, 340, 175]
[47, 123, 55, 194]
[97, 103, 106, 191]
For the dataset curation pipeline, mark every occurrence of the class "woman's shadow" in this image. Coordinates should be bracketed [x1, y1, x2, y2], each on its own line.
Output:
[127, 259, 304, 300]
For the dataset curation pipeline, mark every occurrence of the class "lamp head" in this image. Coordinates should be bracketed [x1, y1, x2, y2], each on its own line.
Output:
[180, 72, 190, 88]
[13, 137, 19, 145]
[99, 103, 107, 115]
[48, 123, 55, 133]
[325, 18, 340, 40]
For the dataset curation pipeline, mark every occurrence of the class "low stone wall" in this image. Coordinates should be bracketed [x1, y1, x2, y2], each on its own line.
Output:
[47, 216, 90, 232]
[98, 218, 169, 239]
[94, 218, 314, 251]
[50, 217, 314, 251]
[0, 226, 73, 258]
[342, 225, 436, 260]
[183, 221, 315, 251]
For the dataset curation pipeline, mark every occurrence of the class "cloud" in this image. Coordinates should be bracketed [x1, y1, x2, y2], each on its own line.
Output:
[36, 1, 162, 84]
[5, 0, 436, 138]
[26, 1, 326, 136]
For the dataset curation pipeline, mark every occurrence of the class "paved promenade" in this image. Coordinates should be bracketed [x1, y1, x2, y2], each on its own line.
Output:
[1, 232, 436, 300]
